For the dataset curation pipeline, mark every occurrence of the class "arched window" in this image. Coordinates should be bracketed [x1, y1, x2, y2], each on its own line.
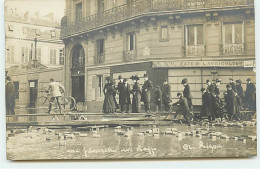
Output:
[72, 44, 85, 68]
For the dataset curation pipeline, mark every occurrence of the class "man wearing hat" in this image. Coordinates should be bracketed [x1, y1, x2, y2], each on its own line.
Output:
[225, 84, 240, 121]
[130, 75, 141, 113]
[201, 88, 215, 122]
[245, 78, 256, 111]
[117, 75, 125, 112]
[172, 92, 190, 124]
[206, 79, 216, 94]
[142, 74, 153, 112]
[162, 79, 171, 111]
[235, 79, 244, 108]
[229, 78, 237, 92]
[181, 78, 193, 111]
[5, 76, 15, 115]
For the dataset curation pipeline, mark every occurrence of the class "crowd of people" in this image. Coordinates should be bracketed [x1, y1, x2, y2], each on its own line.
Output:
[102, 74, 256, 123]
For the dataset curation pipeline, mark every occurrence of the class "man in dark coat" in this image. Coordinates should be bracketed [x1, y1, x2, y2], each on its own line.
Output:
[162, 79, 171, 111]
[117, 75, 125, 112]
[201, 88, 215, 122]
[122, 78, 131, 113]
[214, 79, 221, 96]
[206, 79, 216, 94]
[225, 84, 240, 121]
[142, 74, 153, 112]
[155, 86, 162, 112]
[244, 78, 256, 111]
[172, 93, 190, 123]
[214, 79, 224, 120]
[182, 78, 193, 111]
[235, 79, 244, 108]
[229, 78, 237, 92]
[5, 76, 15, 115]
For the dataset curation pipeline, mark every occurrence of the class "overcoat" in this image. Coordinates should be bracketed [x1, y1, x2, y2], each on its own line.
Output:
[141, 79, 153, 103]
[245, 83, 256, 108]
[162, 84, 171, 104]
[201, 92, 215, 117]
[117, 81, 125, 105]
[225, 89, 238, 115]
[6, 81, 15, 113]
[155, 88, 162, 106]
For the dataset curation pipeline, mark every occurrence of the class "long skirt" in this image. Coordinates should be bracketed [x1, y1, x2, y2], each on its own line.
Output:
[132, 94, 141, 113]
[103, 94, 116, 113]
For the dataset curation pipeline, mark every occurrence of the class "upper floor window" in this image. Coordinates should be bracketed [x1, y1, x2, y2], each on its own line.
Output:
[127, 33, 136, 51]
[222, 22, 244, 55]
[59, 49, 65, 65]
[50, 49, 56, 64]
[6, 45, 14, 64]
[75, 2, 83, 21]
[35, 29, 41, 36]
[185, 25, 204, 46]
[8, 25, 14, 31]
[98, 0, 105, 13]
[51, 30, 56, 38]
[94, 39, 105, 64]
[184, 25, 205, 56]
[160, 26, 168, 41]
[21, 47, 29, 63]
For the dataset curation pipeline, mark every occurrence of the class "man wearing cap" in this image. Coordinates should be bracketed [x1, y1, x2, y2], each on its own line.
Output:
[142, 74, 153, 112]
[201, 88, 215, 122]
[172, 93, 190, 124]
[162, 79, 171, 111]
[225, 84, 240, 121]
[245, 78, 256, 111]
[117, 75, 125, 112]
[5, 76, 15, 115]
[181, 78, 193, 111]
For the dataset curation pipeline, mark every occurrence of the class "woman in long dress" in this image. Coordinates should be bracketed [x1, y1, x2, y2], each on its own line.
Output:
[103, 77, 117, 113]
[130, 75, 141, 113]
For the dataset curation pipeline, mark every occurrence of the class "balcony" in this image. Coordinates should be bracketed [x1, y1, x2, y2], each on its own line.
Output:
[61, 0, 254, 38]
[221, 43, 245, 55]
[123, 50, 137, 62]
[184, 45, 206, 57]
[94, 54, 105, 64]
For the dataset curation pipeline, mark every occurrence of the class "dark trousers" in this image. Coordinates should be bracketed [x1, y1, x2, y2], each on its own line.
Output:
[163, 102, 171, 112]
[156, 103, 162, 112]
[144, 102, 150, 112]
[48, 97, 61, 113]
[174, 109, 190, 123]
[121, 103, 130, 112]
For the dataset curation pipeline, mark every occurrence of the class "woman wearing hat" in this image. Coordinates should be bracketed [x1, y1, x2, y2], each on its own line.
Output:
[130, 75, 141, 113]
[103, 76, 117, 113]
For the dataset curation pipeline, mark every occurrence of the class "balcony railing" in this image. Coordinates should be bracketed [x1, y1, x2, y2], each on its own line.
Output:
[61, 0, 254, 38]
[184, 45, 206, 56]
[221, 43, 245, 55]
[123, 50, 137, 62]
[94, 54, 105, 64]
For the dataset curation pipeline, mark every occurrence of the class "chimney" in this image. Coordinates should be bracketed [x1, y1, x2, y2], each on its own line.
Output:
[24, 11, 29, 22]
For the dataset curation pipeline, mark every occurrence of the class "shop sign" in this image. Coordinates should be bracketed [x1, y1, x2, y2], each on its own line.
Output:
[153, 60, 255, 68]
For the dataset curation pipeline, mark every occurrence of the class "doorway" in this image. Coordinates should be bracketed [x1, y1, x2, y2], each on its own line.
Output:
[28, 80, 38, 107]
[72, 75, 85, 103]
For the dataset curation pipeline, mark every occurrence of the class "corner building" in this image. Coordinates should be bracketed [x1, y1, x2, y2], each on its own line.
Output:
[61, 0, 255, 112]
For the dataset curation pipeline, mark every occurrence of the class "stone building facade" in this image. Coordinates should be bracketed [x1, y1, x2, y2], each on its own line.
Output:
[61, 0, 255, 112]
[5, 7, 65, 107]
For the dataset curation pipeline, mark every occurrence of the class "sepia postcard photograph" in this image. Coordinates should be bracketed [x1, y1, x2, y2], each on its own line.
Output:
[4, 0, 257, 160]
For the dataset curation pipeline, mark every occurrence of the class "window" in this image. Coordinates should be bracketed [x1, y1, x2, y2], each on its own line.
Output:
[13, 82, 19, 99]
[6, 45, 14, 64]
[37, 48, 41, 63]
[51, 30, 56, 37]
[161, 26, 168, 41]
[59, 49, 65, 65]
[97, 75, 103, 98]
[98, 0, 105, 13]
[185, 25, 204, 45]
[50, 49, 56, 64]
[223, 22, 244, 44]
[35, 29, 41, 36]
[97, 39, 105, 56]
[21, 47, 29, 63]
[127, 33, 136, 51]
[8, 25, 13, 31]
[75, 2, 82, 21]
[23, 27, 28, 34]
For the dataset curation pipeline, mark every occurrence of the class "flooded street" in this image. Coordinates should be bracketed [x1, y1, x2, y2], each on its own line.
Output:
[6, 123, 257, 160]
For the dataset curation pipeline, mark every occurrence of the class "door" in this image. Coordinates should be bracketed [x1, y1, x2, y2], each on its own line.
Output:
[29, 80, 38, 107]
[72, 76, 85, 103]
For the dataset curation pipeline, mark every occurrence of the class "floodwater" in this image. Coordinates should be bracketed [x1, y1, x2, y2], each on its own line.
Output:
[6, 123, 257, 160]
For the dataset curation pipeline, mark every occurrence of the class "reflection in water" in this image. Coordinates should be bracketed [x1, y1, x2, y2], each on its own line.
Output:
[6, 124, 257, 160]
